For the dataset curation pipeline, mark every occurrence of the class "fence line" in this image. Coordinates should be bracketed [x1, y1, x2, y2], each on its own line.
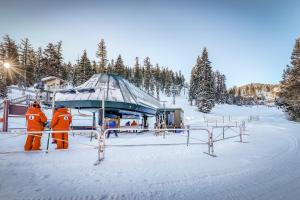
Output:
[0, 123, 248, 165]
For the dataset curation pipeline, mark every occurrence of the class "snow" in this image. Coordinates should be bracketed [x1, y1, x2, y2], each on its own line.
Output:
[1, 92, 300, 200]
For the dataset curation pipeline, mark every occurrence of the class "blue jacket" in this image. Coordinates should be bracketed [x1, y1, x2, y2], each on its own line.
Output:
[108, 120, 117, 128]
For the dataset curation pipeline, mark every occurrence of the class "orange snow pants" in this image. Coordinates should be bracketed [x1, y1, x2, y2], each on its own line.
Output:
[55, 132, 68, 149]
[24, 133, 42, 151]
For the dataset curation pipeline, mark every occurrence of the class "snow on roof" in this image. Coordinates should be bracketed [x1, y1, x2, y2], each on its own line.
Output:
[41, 76, 66, 82]
[55, 73, 161, 109]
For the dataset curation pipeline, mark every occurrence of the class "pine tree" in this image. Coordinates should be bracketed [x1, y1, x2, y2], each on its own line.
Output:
[42, 43, 57, 77]
[114, 54, 125, 77]
[26, 48, 36, 85]
[34, 47, 43, 82]
[278, 38, 300, 121]
[96, 39, 107, 73]
[165, 69, 172, 96]
[133, 57, 143, 87]
[107, 59, 114, 73]
[75, 50, 93, 85]
[55, 41, 64, 77]
[0, 35, 19, 85]
[154, 64, 161, 100]
[195, 48, 215, 113]
[0, 61, 7, 97]
[143, 57, 152, 93]
[42, 41, 64, 78]
[189, 56, 200, 105]
[61, 62, 73, 82]
[92, 60, 97, 75]
[19, 38, 35, 87]
[213, 71, 227, 104]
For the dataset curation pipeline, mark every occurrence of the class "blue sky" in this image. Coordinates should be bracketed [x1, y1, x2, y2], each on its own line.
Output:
[0, 0, 299, 87]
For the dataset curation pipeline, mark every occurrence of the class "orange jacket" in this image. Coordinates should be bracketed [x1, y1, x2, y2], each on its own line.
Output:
[131, 121, 138, 126]
[25, 107, 47, 131]
[50, 108, 72, 131]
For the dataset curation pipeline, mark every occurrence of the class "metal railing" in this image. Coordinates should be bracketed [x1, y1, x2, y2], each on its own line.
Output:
[0, 129, 101, 163]
[95, 127, 215, 165]
[0, 123, 248, 166]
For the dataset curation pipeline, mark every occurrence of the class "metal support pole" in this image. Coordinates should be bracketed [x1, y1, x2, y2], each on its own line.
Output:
[46, 90, 56, 153]
[222, 126, 225, 139]
[186, 125, 190, 146]
[239, 126, 243, 142]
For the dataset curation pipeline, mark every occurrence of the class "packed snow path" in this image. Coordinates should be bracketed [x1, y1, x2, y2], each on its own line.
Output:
[1, 103, 300, 199]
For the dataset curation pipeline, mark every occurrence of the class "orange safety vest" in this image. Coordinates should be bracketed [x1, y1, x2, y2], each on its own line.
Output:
[50, 108, 72, 131]
[25, 107, 47, 131]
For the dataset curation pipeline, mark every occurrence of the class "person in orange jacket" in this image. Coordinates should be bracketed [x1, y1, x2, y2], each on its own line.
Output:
[24, 101, 47, 151]
[50, 105, 72, 149]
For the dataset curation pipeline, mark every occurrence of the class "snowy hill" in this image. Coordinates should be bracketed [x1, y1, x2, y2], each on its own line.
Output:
[231, 83, 280, 105]
[1, 90, 300, 200]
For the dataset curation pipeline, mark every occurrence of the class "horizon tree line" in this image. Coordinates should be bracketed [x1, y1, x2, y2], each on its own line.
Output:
[0, 35, 185, 99]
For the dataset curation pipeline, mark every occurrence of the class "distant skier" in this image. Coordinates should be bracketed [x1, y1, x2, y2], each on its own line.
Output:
[50, 105, 72, 149]
[131, 120, 138, 132]
[106, 119, 118, 138]
[24, 101, 47, 151]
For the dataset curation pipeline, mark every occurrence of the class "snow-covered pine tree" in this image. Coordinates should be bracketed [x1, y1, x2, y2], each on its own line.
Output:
[213, 71, 227, 104]
[189, 56, 200, 105]
[114, 54, 125, 77]
[195, 48, 215, 113]
[96, 39, 107, 73]
[220, 74, 227, 103]
[278, 38, 300, 121]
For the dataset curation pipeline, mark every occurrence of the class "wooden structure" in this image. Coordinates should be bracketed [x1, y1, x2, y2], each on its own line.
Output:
[0, 95, 35, 132]
[156, 108, 184, 128]
[41, 76, 67, 91]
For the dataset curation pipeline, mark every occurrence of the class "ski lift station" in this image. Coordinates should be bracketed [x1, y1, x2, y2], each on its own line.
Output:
[54, 73, 184, 129]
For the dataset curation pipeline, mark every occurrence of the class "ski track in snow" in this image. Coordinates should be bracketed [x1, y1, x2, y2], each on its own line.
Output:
[1, 94, 300, 200]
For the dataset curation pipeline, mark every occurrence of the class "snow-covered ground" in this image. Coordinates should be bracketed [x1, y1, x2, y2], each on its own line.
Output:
[1, 93, 300, 200]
